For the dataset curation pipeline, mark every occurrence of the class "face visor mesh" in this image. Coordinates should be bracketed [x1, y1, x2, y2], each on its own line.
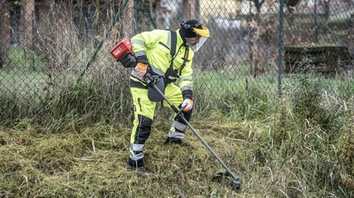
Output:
[191, 37, 208, 52]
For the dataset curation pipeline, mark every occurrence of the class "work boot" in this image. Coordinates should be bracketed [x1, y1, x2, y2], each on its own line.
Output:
[127, 158, 153, 176]
[164, 137, 193, 148]
[164, 137, 183, 145]
[127, 157, 144, 170]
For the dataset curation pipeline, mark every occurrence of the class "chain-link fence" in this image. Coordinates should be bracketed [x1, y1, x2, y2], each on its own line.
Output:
[0, 0, 353, 123]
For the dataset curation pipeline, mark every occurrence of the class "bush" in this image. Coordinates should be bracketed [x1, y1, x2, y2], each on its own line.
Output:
[194, 72, 277, 120]
[6, 47, 47, 72]
[291, 76, 344, 132]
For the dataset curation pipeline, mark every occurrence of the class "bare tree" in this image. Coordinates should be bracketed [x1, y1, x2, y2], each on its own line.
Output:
[247, 0, 277, 77]
[250, 0, 266, 13]
[155, 0, 182, 29]
[0, 0, 11, 67]
[122, 0, 134, 37]
[247, 0, 265, 77]
[183, 0, 198, 19]
[287, 0, 302, 13]
[21, 0, 35, 49]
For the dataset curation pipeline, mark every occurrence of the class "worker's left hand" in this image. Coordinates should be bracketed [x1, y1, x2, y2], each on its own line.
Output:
[181, 98, 193, 112]
[120, 53, 136, 68]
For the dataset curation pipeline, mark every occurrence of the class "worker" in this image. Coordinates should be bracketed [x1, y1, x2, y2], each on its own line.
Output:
[120, 19, 210, 170]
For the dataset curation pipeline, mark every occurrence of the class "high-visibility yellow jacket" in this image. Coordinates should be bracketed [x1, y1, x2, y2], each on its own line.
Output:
[130, 29, 194, 93]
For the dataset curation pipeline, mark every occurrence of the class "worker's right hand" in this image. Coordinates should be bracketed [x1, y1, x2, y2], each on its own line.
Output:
[181, 98, 193, 112]
[134, 62, 148, 79]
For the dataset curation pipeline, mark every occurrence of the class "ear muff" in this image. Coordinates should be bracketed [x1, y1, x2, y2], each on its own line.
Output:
[180, 21, 192, 30]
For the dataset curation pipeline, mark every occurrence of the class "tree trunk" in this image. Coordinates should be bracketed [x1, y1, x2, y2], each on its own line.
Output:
[123, 0, 134, 37]
[21, 0, 35, 49]
[183, 0, 197, 19]
[252, 13, 261, 78]
[349, 14, 354, 57]
[94, 0, 101, 35]
[0, 1, 11, 67]
[0, 1, 11, 48]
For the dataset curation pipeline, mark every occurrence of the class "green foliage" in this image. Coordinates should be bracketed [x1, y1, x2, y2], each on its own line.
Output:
[40, 69, 132, 129]
[0, 93, 41, 126]
[194, 72, 277, 120]
[336, 79, 354, 100]
[6, 47, 47, 72]
[291, 76, 345, 133]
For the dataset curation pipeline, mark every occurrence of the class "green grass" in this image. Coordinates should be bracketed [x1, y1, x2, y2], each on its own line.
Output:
[194, 71, 278, 119]
[193, 71, 354, 121]
[0, 68, 352, 126]
[5, 47, 47, 72]
[0, 70, 47, 97]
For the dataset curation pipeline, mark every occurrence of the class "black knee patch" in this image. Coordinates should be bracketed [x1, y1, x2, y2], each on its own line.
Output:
[135, 115, 153, 144]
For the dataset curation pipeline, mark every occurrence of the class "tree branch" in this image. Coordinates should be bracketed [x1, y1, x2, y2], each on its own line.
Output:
[250, 0, 266, 12]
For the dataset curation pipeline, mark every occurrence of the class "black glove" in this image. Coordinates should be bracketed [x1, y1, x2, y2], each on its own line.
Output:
[143, 70, 157, 85]
[119, 53, 136, 68]
[143, 66, 164, 86]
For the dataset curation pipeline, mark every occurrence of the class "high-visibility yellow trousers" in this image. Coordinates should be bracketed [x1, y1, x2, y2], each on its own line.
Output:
[129, 82, 192, 160]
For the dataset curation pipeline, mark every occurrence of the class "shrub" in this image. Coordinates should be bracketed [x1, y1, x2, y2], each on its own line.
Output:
[6, 47, 47, 72]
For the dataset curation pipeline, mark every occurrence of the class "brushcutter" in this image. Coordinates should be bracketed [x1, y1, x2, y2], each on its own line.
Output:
[145, 74, 241, 191]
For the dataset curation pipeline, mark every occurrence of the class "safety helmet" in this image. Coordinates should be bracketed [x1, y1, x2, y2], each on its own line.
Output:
[180, 19, 209, 51]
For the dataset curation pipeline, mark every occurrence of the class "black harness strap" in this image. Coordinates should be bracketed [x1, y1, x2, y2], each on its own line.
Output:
[165, 31, 189, 78]
[170, 31, 177, 58]
[179, 47, 189, 75]
[164, 31, 190, 84]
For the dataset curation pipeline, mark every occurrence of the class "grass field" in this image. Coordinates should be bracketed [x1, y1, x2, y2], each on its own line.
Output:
[0, 109, 353, 197]
[0, 68, 353, 197]
[1, 1, 353, 195]
[0, 67, 352, 125]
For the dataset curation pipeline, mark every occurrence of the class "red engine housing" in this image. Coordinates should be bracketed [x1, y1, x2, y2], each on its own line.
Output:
[111, 38, 133, 60]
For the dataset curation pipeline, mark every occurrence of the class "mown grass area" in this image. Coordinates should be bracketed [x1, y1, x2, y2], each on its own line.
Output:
[0, 69, 353, 196]
[0, 106, 353, 197]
